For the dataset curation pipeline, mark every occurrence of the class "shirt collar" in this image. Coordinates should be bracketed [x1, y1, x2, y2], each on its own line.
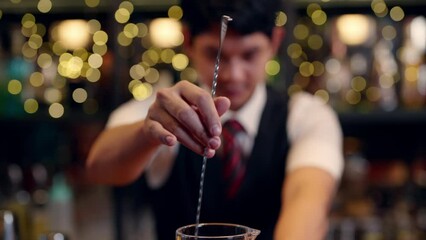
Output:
[221, 83, 267, 138]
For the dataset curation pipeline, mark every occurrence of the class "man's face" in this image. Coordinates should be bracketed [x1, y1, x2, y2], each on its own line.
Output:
[186, 29, 277, 111]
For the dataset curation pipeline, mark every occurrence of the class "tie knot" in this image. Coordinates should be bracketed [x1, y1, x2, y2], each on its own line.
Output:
[222, 119, 245, 135]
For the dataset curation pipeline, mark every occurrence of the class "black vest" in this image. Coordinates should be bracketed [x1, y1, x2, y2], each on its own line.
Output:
[147, 87, 289, 240]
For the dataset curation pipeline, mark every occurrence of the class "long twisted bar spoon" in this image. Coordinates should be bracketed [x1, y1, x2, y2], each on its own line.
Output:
[195, 15, 232, 236]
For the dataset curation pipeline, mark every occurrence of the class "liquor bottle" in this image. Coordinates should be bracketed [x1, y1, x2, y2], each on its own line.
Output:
[1, 210, 19, 240]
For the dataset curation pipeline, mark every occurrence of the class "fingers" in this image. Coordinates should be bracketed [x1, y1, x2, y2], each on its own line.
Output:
[215, 96, 231, 116]
[145, 120, 177, 146]
[176, 82, 223, 137]
[146, 81, 229, 156]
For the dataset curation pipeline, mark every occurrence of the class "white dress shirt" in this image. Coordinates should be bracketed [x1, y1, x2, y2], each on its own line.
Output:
[107, 83, 344, 188]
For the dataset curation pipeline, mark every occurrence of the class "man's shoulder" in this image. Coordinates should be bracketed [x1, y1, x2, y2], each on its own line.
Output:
[107, 95, 156, 128]
[289, 91, 331, 110]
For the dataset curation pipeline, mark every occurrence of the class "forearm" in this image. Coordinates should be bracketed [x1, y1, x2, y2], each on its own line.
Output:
[274, 194, 329, 240]
[274, 167, 337, 240]
[86, 121, 161, 186]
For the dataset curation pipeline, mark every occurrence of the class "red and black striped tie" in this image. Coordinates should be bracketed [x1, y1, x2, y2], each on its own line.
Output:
[221, 119, 246, 199]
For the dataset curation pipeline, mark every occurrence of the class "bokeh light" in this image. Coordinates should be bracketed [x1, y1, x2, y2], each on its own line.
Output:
[72, 88, 88, 103]
[29, 72, 45, 87]
[265, 60, 280, 76]
[85, 0, 100, 8]
[24, 99, 39, 114]
[172, 53, 189, 71]
[37, 0, 52, 13]
[8, 80, 23, 95]
[168, 5, 183, 20]
[49, 103, 64, 118]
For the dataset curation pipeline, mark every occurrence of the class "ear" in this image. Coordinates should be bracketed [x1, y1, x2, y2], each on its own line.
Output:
[271, 26, 285, 55]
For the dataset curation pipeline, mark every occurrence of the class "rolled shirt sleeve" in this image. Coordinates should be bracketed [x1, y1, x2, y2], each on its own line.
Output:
[286, 92, 344, 180]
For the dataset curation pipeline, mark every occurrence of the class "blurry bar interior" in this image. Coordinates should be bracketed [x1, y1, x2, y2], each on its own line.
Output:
[0, 0, 425, 239]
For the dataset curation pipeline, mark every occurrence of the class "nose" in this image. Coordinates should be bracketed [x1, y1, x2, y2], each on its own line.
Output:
[220, 58, 246, 83]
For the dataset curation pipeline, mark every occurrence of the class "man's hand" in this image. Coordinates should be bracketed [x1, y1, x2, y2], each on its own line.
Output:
[144, 80, 231, 157]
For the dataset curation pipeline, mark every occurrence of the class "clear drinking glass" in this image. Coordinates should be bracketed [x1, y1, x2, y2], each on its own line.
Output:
[176, 223, 260, 240]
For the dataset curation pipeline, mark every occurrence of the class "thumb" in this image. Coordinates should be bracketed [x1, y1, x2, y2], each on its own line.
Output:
[214, 96, 231, 116]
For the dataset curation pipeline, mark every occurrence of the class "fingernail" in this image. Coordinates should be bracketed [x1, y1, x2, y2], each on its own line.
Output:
[164, 135, 175, 146]
[211, 124, 221, 136]
[207, 149, 216, 158]
[208, 137, 220, 149]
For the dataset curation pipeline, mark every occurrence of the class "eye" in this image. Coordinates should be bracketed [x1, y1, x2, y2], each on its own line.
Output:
[241, 48, 260, 62]
[204, 47, 218, 61]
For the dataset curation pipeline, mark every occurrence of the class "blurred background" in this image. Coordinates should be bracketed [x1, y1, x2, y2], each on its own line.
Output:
[0, 0, 425, 239]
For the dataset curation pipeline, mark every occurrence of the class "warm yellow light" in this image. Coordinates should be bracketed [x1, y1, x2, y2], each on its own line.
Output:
[29, 72, 44, 87]
[288, 84, 303, 96]
[72, 88, 88, 103]
[57, 20, 91, 50]
[168, 5, 183, 20]
[276, 11, 287, 26]
[24, 99, 39, 114]
[36, 23, 46, 37]
[351, 76, 367, 92]
[311, 10, 327, 25]
[312, 61, 325, 77]
[145, 68, 160, 83]
[22, 43, 37, 59]
[306, 3, 321, 17]
[93, 30, 108, 45]
[142, 49, 160, 66]
[410, 16, 426, 51]
[287, 43, 303, 59]
[22, 13, 36, 28]
[137, 23, 148, 38]
[124, 23, 139, 38]
[117, 32, 132, 46]
[265, 60, 280, 76]
[44, 88, 62, 103]
[88, 53, 103, 69]
[180, 67, 198, 83]
[308, 34, 323, 50]
[8, 80, 22, 95]
[390, 6, 404, 22]
[314, 90, 329, 103]
[172, 53, 189, 71]
[120, 1, 134, 14]
[88, 19, 101, 34]
[379, 74, 395, 88]
[382, 25, 397, 41]
[39, 50, 51, 64]
[37, 0, 52, 13]
[336, 14, 372, 45]
[92, 44, 108, 56]
[85, 0, 100, 8]
[149, 18, 183, 48]
[49, 103, 64, 118]
[86, 68, 101, 82]
[115, 8, 130, 24]
[299, 61, 314, 77]
[28, 34, 43, 49]
[130, 64, 146, 80]
[160, 49, 175, 63]
[293, 24, 309, 40]
[345, 90, 361, 105]
[132, 83, 153, 101]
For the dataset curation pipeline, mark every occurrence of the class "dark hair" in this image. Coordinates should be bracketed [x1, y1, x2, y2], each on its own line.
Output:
[180, 0, 282, 38]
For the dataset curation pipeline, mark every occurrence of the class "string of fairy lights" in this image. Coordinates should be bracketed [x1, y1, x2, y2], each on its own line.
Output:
[0, 0, 424, 119]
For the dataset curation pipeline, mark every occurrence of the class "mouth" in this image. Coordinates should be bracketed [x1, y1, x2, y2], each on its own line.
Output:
[220, 84, 245, 98]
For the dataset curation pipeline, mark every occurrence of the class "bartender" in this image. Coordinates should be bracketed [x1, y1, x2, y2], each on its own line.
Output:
[86, 0, 344, 239]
